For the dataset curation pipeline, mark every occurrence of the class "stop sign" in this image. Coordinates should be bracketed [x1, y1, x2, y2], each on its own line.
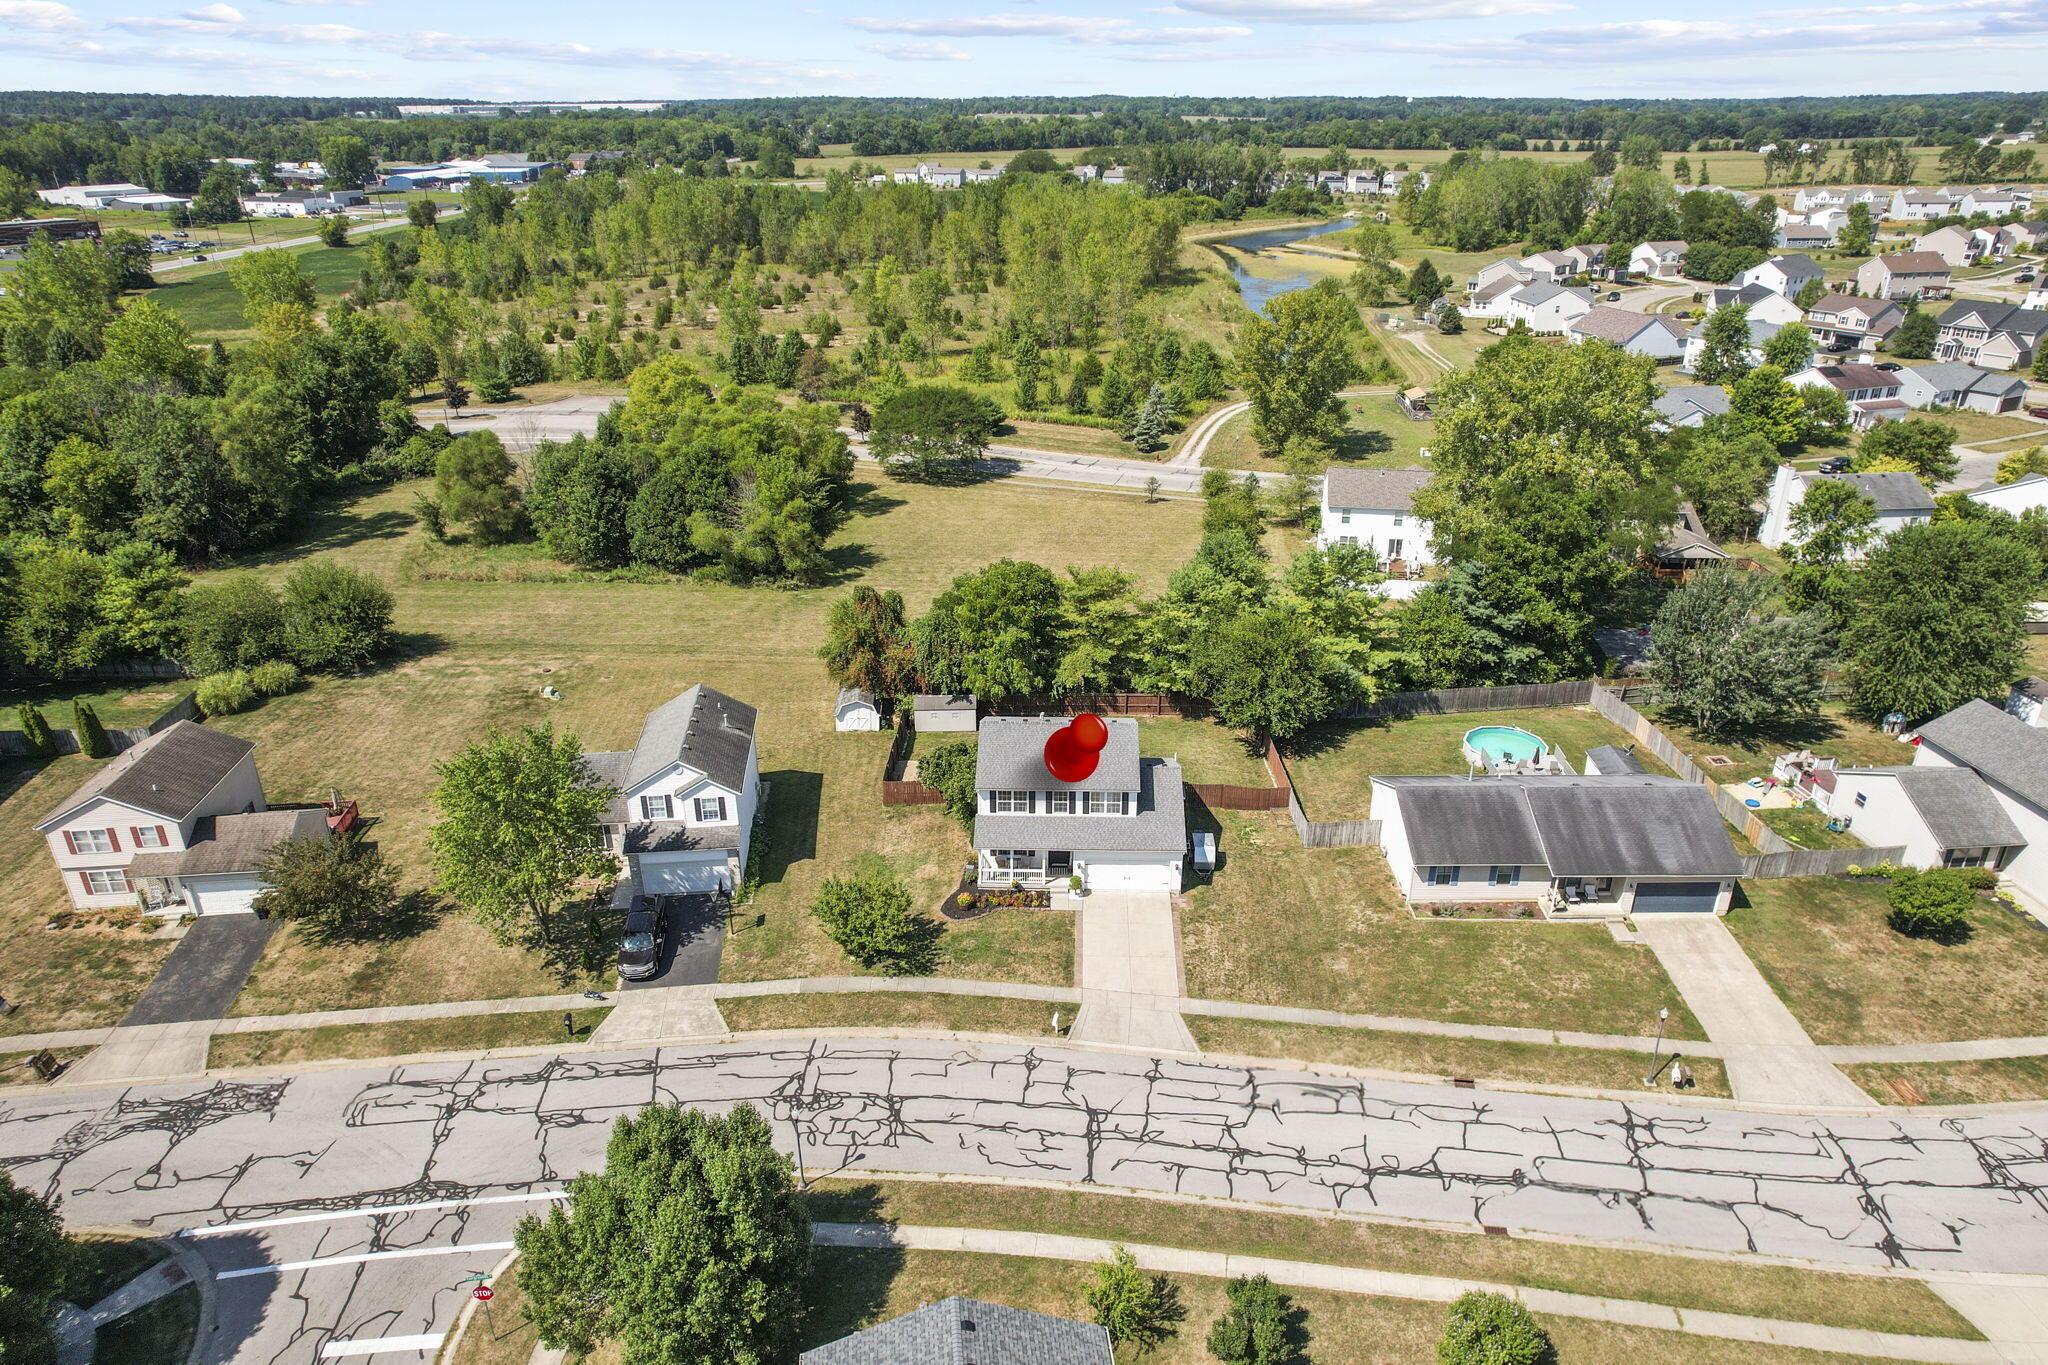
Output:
[472, 1286, 494, 1302]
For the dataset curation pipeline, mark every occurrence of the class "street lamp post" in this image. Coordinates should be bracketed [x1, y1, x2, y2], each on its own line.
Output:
[1644, 1007, 1669, 1086]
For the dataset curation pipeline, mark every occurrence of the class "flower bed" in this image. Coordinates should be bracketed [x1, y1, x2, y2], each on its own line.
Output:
[1414, 902, 1543, 921]
[941, 885, 1055, 920]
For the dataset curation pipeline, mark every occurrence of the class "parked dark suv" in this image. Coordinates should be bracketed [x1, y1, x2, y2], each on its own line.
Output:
[619, 903, 666, 981]
[1818, 455, 1853, 474]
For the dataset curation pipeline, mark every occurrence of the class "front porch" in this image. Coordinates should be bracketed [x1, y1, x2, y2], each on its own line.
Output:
[979, 847, 1074, 889]
[1542, 877, 1628, 917]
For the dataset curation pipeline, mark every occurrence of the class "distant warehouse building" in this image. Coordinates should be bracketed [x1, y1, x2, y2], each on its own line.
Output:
[379, 156, 554, 190]
[37, 182, 150, 209]
[242, 189, 366, 218]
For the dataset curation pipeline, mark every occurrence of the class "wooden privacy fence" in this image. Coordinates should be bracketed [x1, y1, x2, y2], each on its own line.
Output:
[1743, 847, 1904, 879]
[0, 692, 200, 760]
[986, 693, 1207, 719]
[879, 721, 945, 807]
[1337, 680, 1597, 722]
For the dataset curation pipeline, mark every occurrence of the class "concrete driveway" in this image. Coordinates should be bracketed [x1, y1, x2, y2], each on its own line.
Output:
[1071, 889, 1194, 1051]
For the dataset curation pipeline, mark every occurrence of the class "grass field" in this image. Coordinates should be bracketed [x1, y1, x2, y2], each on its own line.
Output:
[800, 1178, 1974, 1340]
[0, 680, 188, 732]
[151, 241, 370, 338]
[1188, 1016, 1730, 1096]
[1201, 391, 1433, 472]
[1846, 1054, 2048, 1106]
[1727, 878, 2048, 1044]
[207, 1007, 613, 1070]
[1180, 811, 1706, 1039]
[720, 992, 1078, 1036]
[1284, 705, 1668, 818]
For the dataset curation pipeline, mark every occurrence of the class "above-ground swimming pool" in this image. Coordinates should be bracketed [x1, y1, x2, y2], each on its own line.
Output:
[1464, 725, 1549, 768]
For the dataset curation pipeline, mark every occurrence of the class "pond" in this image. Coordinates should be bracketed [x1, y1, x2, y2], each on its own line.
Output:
[1210, 216, 1356, 314]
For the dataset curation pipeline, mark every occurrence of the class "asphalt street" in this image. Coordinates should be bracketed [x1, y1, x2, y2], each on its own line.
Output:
[4, 1039, 2046, 1362]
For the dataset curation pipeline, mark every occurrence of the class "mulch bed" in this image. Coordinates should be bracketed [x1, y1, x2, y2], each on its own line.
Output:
[938, 876, 1056, 921]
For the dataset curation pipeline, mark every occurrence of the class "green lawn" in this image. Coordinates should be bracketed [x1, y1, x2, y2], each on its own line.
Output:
[1181, 811, 1706, 1038]
[1755, 804, 1861, 851]
[1202, 392, 1434, 472]
[1847, 1054, 2048, 1107]
[1138, 717, 1271, 787]
[1189, 1016, 1730, 1096]
[721, 992, 1077, 1036]
[149, 241, 370, 337]
[208, 1007, 613, 1070]
[1652, 703, 1910, 786]
[1285, 705, 1667, 819]
[0, 681, 188, 732]
[1727, 878, 2048, 1044]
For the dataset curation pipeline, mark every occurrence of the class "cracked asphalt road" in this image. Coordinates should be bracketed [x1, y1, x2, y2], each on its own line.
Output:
[5, 1039, 2045, 1362]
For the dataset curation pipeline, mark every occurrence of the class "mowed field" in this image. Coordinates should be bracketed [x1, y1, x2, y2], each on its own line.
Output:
[0, 473, 1221, 1033]
[151, 241, 372, 339]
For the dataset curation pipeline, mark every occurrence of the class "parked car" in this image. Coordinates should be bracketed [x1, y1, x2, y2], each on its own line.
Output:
[1818, 455, 1854, 473]
[1874, 361, 1902, 371]
[618, 904, 665, 981]
[1605, 291, 1621, 301]
[192, 253, 207, 261]
[2016, 271, 2036, 283]
[2029, 404, 2048, 419]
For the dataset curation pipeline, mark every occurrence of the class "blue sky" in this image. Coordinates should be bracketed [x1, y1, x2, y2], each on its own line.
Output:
[2, 0, 2045, 100]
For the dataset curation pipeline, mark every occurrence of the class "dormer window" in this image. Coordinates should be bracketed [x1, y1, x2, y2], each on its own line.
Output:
[640, 795, 672, 821]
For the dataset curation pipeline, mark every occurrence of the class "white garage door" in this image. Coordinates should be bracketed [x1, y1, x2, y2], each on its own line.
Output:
[185, 873, 266, 915]
[638, 854, 728, 894]
[1081, 857, 1179, 892]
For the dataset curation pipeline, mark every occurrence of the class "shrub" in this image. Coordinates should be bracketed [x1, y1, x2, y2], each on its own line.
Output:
[1207, 1274, 1293, 1365]
[811, 868, 937, 972]
[72, 700, 111, 758]
[917, 740, 979, 828]
[14, 703, 55, 757]
[282, 561, 395, 673]
[1886, 868, 1976, 943]
[1087, 1246, 1181, 1351]
[195, 670, 256, 717]
[180, 574, 287, 675]
[247, 660, 302, 697]
[1437, 1291, 1553, 1365]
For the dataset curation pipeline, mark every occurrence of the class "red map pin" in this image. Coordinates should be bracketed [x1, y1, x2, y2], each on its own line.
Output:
[1044, 713, 1110, 783]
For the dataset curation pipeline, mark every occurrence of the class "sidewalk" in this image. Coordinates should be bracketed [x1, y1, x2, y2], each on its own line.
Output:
[1635, 916, 1870, 1107]
[812, 1222, 2008, 1364]
[1068, 891, 1195, 1052]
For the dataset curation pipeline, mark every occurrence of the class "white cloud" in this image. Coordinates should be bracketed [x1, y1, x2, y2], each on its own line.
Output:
[866, 39, 973, 60]
[848, 12, 1249, 44]
[1174, 0, 1566, 20]
[189, 3, 245, 20]
[0, 0, 86, 31]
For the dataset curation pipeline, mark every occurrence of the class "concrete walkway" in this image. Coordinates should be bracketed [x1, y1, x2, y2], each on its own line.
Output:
[812, 1222, 2007, 1364]
[54, 1241, 210, 1365]
[1069, 891, 1195, 1052]
[1635, 915, 1870, 1107]
[1928, 1279, 2048, 1365]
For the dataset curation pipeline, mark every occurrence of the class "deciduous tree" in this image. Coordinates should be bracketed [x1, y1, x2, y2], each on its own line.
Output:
[1844, 520, 2033, 721]
[1650, 569, 1830, 739]
[1231, 279, 1358, 453]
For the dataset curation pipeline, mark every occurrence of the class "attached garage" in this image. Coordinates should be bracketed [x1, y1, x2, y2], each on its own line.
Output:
[637, 852, 732, 894]
[184, 872, 268, 916]
[1078, 853, 1181, 893]
[1630, 881, 1725, 914]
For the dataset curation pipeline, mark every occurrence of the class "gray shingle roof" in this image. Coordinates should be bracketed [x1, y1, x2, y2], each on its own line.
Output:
[1323, 465, 1431, 512]
[625, 685, 756, 792]
[38, 721, 256, 830]
[1817, 470, 1936, 514]
[619, 821, 742, 855]
[1652, 385, 1731, 424]
[915, 693, 976, 711]
[974, 756, 1185, 854]
[976, 716, 1140, 793]
[1936, 301, 2048, 340]
[1905, 362, 2027, 398]
[1511, 282, 1594, 308]
[1878, 251, 1952, 276]
[1583, 745, 1647, 775]
[836, 686, 875, 710]
[1915, 699, 2048, 809]
[1376, 775, 1744, 877]
[801, 1297, 1113, 1365]
[1890, 767, 2026, 850]
[1569, 305, 1657, 344]
[125, 807, 329, 878]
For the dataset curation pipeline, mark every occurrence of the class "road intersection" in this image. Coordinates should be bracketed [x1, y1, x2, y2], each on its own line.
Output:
[5, 1038, 2047, 1362]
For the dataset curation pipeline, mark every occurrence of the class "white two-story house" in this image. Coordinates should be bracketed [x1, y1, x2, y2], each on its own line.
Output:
[973, 717, 1185, 893]
[34, 720, 330, 915]
[1733, 253, 1823, 299]
[1805, 294, 1903, 354]
[585, 684, 761, 894]
[1317, 466, 1435, 581]
[1629, 240, 1687, 280]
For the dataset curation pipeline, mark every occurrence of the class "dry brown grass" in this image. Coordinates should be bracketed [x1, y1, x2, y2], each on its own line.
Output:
[721, 992, 1078, 1035]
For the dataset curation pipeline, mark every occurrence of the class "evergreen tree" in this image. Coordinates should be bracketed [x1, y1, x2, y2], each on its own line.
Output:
[73, 700, 111, 758]
[1128, 383, 1173, 451]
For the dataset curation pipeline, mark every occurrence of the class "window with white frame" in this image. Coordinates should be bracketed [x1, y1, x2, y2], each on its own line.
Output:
[1854, 792, 1868, 808]
[1428, 866, 1459, 886]
[1046, 791, 1076, 814]
[72, 828, 116, 854]
[1340, 511, 1351, 525]
[1489, 865, 1520, 887]
[84, 868, 129, 896]
[1081, 791, 1129, 815]
[991, 790, 1032, 814]
[132, 826, 166, 849]
[694, 796, 727, 823]
[640, 794, 673, 820]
